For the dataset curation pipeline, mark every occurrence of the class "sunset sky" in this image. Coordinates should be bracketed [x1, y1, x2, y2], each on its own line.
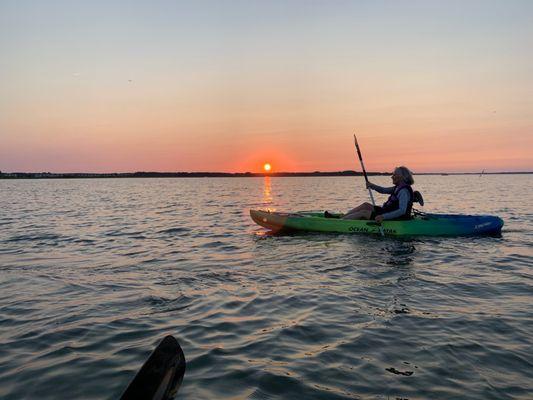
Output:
[1, 0, 532, 173]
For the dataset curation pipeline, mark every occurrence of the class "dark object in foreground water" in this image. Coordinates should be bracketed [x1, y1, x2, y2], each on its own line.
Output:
[120, 335, 186, 400]
[386, 367, 413, 376]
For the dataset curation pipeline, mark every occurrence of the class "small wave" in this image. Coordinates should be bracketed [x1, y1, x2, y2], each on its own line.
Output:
[157, 227, 190, 234]
[105, 230, 146, 238]
[5, 233, 62, 243]
[143, 295, 192, 315]
[199, 240, 240, 251]
[248, 388, 274, 399]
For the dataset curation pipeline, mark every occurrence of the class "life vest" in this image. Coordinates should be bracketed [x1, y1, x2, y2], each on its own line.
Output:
[382, 183, 414, 219]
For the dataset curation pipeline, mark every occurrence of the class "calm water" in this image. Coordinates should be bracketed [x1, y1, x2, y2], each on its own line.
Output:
[0, 175, 532, 400]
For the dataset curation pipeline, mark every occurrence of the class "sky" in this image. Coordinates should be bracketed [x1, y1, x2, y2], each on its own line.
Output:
[1, 0, 532, 173]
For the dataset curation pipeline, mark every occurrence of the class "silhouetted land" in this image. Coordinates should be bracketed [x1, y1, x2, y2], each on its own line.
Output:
[0, 171, 531, 179]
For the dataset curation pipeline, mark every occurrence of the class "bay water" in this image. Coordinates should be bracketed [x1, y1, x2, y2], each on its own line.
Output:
[0, 175, 531, 399]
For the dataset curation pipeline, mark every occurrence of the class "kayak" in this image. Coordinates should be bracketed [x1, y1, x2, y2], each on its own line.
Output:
[250, 209, 504, 237]
[120, 335, 186, 400]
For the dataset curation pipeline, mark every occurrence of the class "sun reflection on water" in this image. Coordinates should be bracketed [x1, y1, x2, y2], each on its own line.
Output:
[262, 176, 273, 210]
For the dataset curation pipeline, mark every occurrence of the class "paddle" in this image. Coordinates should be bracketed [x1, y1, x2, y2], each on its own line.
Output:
[353, 134, 384, 237]
[120, 335, 186, 400]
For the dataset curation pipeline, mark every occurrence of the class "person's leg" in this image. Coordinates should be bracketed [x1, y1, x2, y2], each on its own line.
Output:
[345, 202, 373, 215]
[342, 209, 372, 220]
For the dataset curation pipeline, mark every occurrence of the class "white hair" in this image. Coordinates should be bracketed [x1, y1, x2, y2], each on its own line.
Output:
[395, 166, 414, 185]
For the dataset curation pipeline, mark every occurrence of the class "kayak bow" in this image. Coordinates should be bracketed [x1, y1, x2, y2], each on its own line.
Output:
[120, 335, 186, 400]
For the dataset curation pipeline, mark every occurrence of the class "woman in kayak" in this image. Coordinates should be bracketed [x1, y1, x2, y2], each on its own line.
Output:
[337, 166, 415, 222]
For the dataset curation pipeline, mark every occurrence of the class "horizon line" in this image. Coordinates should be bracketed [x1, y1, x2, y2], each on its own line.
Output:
[1, 170, 532, 179]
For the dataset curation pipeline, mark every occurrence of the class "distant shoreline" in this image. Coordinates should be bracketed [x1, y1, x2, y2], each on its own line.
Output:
[1, 171, 531, 179]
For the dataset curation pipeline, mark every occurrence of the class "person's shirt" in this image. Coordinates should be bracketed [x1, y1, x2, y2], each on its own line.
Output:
[368, 183, 410, 220]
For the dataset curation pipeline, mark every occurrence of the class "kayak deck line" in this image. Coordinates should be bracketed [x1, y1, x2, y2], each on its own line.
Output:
[250, 209, 504, 237]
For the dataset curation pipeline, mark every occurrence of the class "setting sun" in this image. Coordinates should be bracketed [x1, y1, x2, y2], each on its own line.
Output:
[263, 163, 271, 172]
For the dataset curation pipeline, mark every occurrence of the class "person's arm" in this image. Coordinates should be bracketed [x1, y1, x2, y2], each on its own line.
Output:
[380, 189, 410, 220]
[367, 182, 395, 194]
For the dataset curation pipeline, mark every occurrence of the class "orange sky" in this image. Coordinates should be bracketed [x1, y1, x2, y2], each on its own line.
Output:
[1, 1, 532, 173]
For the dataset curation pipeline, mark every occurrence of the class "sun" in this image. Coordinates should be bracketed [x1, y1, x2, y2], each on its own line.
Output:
[263, 163, 271, 172]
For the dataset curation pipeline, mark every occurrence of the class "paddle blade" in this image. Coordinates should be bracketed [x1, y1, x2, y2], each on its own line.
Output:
[120, 335, 186, 400]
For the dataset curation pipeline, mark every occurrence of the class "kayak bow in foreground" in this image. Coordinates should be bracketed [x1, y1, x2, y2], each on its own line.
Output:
[250, 209, 503, 237]
[120, 335, 186, 400]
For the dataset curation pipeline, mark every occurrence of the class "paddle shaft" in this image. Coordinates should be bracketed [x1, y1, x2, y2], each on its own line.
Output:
[353, 135, 377, 206]
[353, 135, 384, 236]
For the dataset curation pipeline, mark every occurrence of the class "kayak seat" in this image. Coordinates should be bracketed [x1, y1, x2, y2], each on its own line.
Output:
[412, 208, 429, 219]
[413, 191, 424, 206]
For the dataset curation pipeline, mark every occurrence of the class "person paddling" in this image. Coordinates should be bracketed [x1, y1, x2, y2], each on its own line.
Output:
[331, 166, 415, 222]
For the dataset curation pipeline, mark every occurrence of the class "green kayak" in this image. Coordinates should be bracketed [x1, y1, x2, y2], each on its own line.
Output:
[250, 209, 504, 237]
